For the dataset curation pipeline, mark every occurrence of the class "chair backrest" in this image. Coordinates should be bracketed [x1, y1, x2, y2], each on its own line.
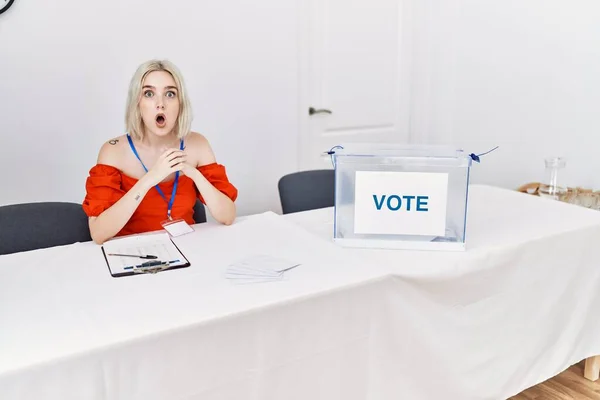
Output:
[278, 169, 335, 214]
[0, 202, 93, 255]
[193, 199, 207, 224]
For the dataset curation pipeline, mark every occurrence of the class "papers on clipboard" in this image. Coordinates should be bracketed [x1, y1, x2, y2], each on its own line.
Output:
[101, 232, 190, 277]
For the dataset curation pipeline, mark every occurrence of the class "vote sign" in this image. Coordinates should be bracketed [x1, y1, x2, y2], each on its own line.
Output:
[353, 171, 449, 236]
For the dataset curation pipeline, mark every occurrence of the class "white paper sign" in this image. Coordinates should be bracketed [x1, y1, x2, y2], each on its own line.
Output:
[353, 171, 449, 236]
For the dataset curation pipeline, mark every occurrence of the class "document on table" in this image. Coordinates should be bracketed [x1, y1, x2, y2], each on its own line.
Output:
[225, 254, 301, 284]
[101, 232, 190, 277]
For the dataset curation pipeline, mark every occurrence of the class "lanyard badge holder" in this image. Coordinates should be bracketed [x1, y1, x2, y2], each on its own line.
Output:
[127, 134, 195, 237]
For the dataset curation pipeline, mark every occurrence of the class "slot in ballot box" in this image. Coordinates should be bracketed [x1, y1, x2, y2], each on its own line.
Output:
[330, 144, 472, 251]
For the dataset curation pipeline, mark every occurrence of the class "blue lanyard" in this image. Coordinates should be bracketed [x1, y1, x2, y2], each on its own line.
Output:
[126, 134, 184, 220]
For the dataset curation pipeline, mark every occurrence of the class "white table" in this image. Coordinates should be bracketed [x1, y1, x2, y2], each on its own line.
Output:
[0, 212, 390, 400]
[2, 184, 600, 399]
[285, 184, 600, 398]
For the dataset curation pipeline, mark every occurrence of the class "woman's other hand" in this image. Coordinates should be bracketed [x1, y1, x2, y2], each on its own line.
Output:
[143, 148, 186, 187]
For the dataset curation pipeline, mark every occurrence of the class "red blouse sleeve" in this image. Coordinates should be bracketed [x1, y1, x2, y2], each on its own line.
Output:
[196, 163, 238, 204]
[82, 164, 125, 217]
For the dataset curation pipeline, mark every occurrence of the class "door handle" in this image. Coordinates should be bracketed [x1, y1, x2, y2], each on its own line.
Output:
[309, 107, 332, 115]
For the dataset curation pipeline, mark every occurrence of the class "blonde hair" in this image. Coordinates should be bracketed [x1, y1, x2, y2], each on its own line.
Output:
[125, 59, 193, 140]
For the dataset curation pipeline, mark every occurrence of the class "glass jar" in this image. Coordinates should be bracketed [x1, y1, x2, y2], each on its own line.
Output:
[538, 157, 567, 200]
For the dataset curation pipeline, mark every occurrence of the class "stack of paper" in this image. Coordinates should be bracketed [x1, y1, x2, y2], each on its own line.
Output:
[225, 254, 301, 284]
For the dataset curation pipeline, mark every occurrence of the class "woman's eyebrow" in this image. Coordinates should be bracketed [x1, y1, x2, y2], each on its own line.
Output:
[142, 85, 177, 90]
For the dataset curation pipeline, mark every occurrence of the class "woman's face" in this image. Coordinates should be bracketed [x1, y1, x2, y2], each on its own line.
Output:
[139, 70, 180, 138]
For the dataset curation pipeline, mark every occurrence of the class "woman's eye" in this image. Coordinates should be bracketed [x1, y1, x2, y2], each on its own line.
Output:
[166, 91, 177, 98]
[144, 90, 154, 98]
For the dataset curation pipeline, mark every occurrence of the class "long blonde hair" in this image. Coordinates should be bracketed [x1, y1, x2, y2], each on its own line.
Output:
[124, 59, 193, 140]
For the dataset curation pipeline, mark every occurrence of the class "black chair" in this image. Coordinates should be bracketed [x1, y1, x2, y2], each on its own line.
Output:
[278, 169, 335, 214]
[193, 199, 207, 224]
[0, 202, 93, 255]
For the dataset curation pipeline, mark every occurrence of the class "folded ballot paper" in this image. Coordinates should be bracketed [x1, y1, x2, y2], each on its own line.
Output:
[225, 254, 301, 284]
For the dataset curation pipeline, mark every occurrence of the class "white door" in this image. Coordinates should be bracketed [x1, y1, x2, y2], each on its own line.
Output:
[298, 0, 411, 171]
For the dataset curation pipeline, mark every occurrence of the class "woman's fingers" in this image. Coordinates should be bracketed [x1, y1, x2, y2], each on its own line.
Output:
[161, 148, 184, 161]
[160, 148, 178, 158]
[167, 151, 185, 161]
[150, 149, 187, 178]
[168, 155, 186, 167]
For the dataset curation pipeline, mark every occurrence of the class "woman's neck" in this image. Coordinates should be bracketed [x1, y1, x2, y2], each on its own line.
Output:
[140, 131, 179, 150]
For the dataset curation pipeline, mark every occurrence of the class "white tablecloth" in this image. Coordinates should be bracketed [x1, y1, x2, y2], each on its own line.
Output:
[0, 212, 389, 400]
[2, 184, 600, 399]
[285, 185, 600, 399]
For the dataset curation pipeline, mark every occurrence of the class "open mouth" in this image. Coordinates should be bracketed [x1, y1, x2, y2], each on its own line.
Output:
[155, 114, 166, 128]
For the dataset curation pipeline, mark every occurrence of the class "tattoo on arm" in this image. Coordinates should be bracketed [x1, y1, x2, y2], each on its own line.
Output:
[134, 193, 141, 201]
[109, 139, 119, 145]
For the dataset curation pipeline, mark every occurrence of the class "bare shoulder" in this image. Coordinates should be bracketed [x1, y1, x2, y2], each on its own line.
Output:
[96, 134, 129, 168]
[185, 132, 217, 166]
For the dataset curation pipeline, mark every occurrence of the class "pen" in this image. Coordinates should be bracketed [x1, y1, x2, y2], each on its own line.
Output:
[124, 259, 181, 270]
[108, 253, 158, 259]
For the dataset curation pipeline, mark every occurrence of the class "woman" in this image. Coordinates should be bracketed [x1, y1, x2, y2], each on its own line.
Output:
[83, 59, 238, 244]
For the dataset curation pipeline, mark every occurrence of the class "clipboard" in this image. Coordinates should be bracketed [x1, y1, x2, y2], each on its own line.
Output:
[101, 232, 191, 277]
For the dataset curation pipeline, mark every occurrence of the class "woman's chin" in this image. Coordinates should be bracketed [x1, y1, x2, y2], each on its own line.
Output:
[146, 125, 175, 137]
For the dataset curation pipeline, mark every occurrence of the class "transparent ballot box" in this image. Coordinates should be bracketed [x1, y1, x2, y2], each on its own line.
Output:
[330, 144, 472, 251]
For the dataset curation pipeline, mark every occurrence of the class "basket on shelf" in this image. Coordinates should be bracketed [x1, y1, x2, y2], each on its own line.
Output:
[516, 182, 600, 210]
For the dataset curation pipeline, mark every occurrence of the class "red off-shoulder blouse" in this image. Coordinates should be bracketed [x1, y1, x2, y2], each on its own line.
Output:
[82, 163, 238, 237]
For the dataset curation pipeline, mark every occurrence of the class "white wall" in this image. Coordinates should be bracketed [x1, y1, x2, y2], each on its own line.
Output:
[3, 0, 600, 216]
[408, 0, 600, 190]
[0, 0, 299, 216]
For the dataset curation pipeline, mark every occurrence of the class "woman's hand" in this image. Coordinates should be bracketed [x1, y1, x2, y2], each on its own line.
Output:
[179, 160, 200, 179]
[144, 148, 186, 187]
